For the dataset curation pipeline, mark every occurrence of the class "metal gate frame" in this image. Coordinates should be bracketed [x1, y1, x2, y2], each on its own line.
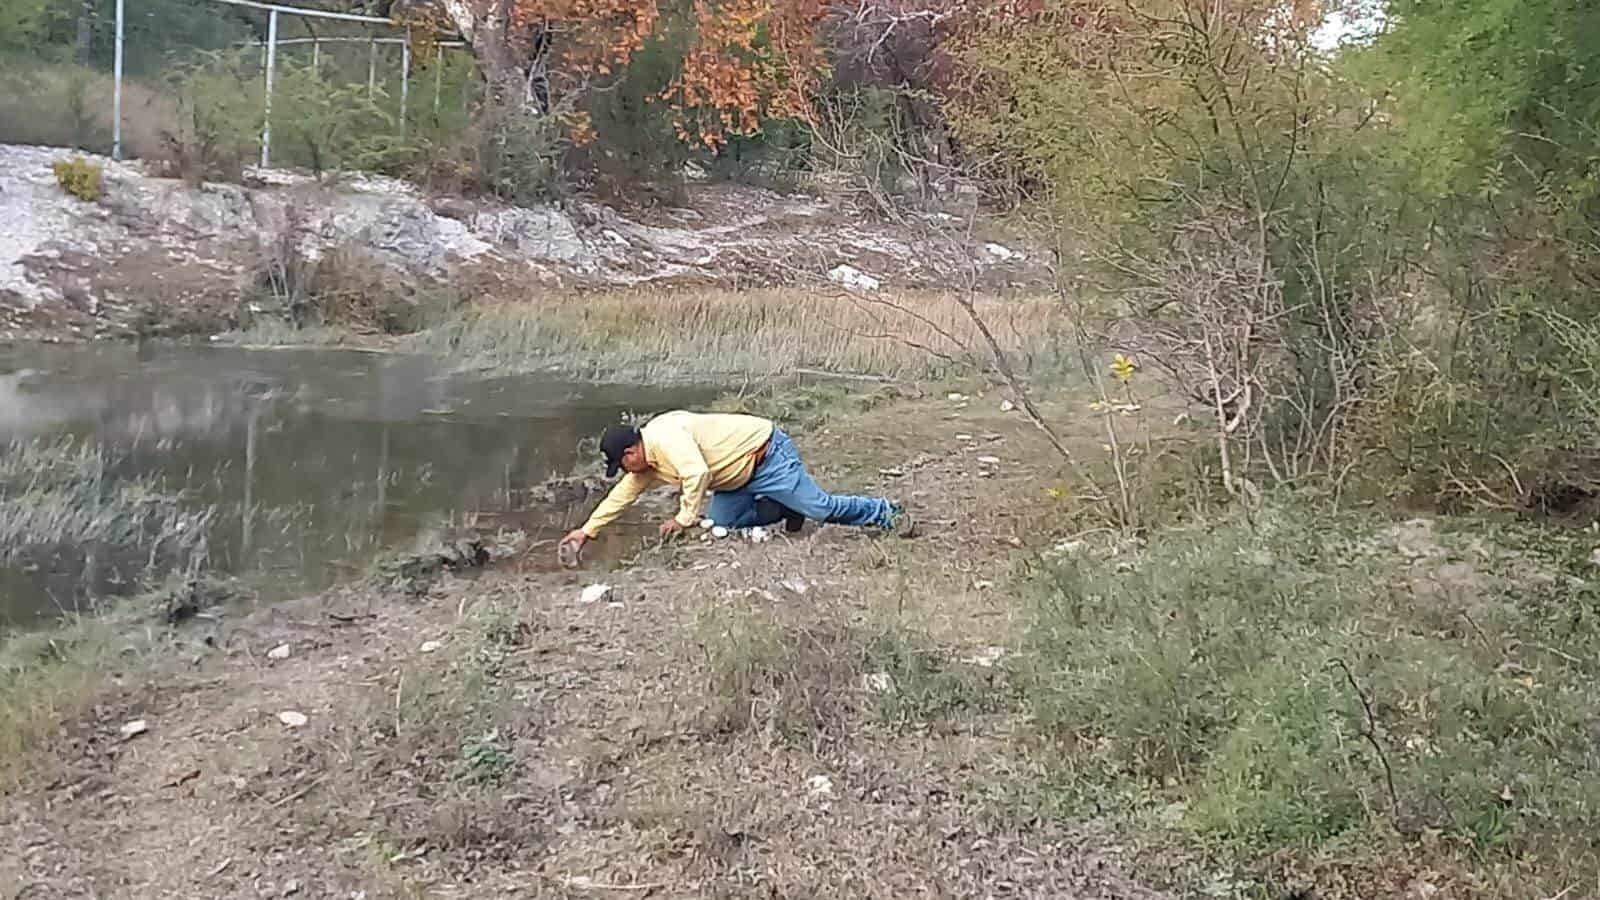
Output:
[111, 0, 466, 167]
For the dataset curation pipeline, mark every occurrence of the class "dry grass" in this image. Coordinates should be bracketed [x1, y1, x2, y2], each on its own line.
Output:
[404, 286, 1072, 383]
[0, 58, 176, 159]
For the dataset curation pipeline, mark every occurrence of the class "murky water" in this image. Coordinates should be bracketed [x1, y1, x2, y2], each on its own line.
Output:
[0, 342, 716, 627]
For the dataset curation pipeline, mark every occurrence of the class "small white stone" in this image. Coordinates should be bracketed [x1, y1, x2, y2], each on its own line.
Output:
[806, 774, 835, 796]
[119, 719, 149, 740]
[580, 584, 613, 604]
[700, 518, 715, 530]
[827, 264, 881, 291]
[955, 433, 974, 441]
[267, 643, 291, 660]
[780, 577, 809, 596]
[711, 526, 729, 539]
[947, 392, 968, 402]
[861, 672, 895, 694]
[1000, 400, 1016, 412]
[278, 711, 309, 729]
[748, 526, 771, 543]
[419, 640, 443, 654]
[976, 455, 1001, 465]
[961, 646, 1007, 668]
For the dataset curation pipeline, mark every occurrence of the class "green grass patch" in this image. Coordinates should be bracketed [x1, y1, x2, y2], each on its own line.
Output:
[1019, 504, 1600, 896]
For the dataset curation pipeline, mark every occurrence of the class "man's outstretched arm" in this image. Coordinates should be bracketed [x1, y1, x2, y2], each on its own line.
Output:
[579, 472, 657, 538]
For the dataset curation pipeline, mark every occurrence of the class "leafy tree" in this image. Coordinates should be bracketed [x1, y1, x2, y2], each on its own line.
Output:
[411, 0, 826, 147]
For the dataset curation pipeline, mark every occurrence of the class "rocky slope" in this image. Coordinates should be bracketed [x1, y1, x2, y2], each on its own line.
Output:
[0, 144, 1051, 342]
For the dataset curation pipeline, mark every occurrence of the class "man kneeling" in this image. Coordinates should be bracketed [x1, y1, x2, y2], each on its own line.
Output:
[560, 410, 913, 558]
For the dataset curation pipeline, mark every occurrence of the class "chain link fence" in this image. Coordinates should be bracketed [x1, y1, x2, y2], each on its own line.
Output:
[0, 0, 473, 174]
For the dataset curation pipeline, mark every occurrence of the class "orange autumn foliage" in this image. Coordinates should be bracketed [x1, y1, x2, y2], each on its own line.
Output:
[436, 0, 830, 148]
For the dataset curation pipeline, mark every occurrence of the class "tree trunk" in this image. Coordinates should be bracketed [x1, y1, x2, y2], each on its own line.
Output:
[437, 0, 551, 115]
[75, 0, 96, 65]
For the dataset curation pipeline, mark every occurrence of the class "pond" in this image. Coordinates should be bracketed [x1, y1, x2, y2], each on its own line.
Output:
[0, 342, 717, 627]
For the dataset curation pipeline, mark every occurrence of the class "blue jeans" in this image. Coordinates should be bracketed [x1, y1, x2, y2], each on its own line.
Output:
[705, 429, 897, 529]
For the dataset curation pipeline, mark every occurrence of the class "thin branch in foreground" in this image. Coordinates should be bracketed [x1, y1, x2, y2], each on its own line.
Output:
[1329, 657, 1402, 833]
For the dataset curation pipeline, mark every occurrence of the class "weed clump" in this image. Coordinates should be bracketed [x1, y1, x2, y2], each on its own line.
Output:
[52, 155, 103, 202]
[698, 603, 997, 743]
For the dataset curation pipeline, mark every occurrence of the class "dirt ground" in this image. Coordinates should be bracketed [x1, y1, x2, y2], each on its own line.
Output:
[0, 390, 1184, 899]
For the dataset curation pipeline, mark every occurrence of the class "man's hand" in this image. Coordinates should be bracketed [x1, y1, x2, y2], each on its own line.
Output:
[558, 529, 588, 567]
[658, 518, 686, 539]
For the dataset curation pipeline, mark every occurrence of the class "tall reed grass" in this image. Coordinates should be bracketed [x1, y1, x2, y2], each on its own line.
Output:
[0, 437, 208, 563]
[404, 287, 1071, 383]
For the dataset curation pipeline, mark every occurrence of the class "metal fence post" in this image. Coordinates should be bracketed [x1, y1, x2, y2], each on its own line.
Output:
[399, 30, 410, 138]
[368, 39, 377, 97]
[433, 57, 442, 116]
[312, 39, 320, 74]
[261, 8, 278, 168]
[112, 0, 125, 159]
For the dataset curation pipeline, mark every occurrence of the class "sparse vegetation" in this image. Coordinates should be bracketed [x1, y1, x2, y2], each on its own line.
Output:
[1019, 506, 1600, 896]
[0, 571, 216, 784]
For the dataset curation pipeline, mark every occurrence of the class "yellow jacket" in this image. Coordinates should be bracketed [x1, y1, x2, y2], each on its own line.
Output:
[580, 411, 774, 536]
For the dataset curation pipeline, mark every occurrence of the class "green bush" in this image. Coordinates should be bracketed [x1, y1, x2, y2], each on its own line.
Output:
[581, 22, 692, 197]
[52, 155, 102, 201]
[268, 61, 405, 177]
[156, 49, 263, 184]
[1021, 505, 1600, 889]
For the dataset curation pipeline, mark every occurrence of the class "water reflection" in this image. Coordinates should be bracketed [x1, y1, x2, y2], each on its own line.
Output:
[0, 343, 714, 626]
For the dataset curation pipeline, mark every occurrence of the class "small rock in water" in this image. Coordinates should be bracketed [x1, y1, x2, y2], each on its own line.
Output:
[1000, 400, 1016, 412]
[947, 392, 968, 402]
[119, 719, 149, 741]
[807, 774, 835, 796]
[267, 643, 291, 660]
[711, 526, 730, 539]
[579, 584, 613, 604]
[419, 640, 443, 654]
[977, 455, 1001, 465]
[278, 711, 309, 729]
[955, 433, 974, 441]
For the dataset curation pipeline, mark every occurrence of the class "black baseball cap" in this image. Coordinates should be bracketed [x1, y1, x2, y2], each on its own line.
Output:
[600, 424, 642, 477]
